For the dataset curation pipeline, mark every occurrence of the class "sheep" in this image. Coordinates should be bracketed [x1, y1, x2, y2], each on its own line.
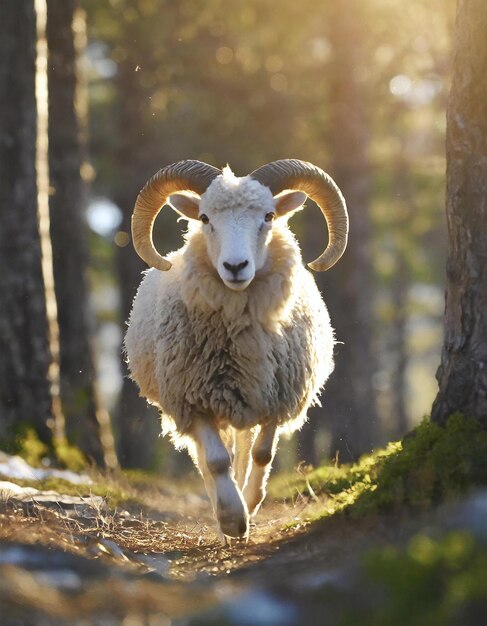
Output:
[125, 159, 348, 543]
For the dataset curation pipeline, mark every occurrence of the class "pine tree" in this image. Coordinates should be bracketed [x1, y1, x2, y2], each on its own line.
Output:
[0, 0, 55, 446]
[46, 0, 116, 467]
[432, 0, 487, 426]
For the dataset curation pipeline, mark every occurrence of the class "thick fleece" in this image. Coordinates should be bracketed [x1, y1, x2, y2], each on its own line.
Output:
[125, 222, 335, 440]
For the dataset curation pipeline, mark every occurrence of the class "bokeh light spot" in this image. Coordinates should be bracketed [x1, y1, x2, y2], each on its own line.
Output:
[86, 198, 122, 237]
[389, 74, 412, 97]
[265, 55, 283, 73]
[114, 231, 130, 247]
[270, 73, 288, 92]
[216, 46, 233, 64]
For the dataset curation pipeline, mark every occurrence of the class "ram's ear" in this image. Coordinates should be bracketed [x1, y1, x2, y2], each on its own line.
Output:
[274, 191, 307, 218]
[167, 193, 200, 220]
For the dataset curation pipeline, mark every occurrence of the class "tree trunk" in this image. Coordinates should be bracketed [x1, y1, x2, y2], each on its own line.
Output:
[46, 0, 116, 467]
[432, 0, 487, 426]
[0, 0, 54, 446]
[319, 1, 378, 461]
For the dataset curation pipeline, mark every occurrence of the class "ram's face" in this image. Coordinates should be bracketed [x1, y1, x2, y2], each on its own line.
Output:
[200, 202, 276, 291]
[168, 169, 305, 291]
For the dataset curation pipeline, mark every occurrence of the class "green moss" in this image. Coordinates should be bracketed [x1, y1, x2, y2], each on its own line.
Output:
[271, 440, 401, 520]
[16, 428, 50, 467]
[123, 468, 163, 487]
[2, 427, 88, 473]
[354, 413, 487, 517]
[348, 531, 487, 626]
[272, 414, 487, 522]
[53, 438, 87, 472]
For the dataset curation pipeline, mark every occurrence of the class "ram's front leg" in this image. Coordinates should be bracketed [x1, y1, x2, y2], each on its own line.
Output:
[243, 421, 278, 517]
[192, 417, 249, 542]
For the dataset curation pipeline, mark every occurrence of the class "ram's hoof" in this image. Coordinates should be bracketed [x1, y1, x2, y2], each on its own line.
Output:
[217, 511, 248, 539]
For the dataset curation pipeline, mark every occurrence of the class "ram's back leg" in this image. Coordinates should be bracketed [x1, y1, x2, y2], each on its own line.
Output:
[243, 421, 279, 517]
[191, 417, 248, 541]
[233, 427, 256, 491]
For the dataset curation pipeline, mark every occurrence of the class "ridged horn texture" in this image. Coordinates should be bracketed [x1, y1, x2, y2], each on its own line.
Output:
[132, 160, 221, 271]
[250, 159, 349, 271]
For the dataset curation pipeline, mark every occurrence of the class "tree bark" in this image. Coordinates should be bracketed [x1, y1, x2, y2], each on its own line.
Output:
[432, 0, 487, 426]
[0, 0, 54, 446]
[316, 1, 378, 461]
[46, 0, 116, 467]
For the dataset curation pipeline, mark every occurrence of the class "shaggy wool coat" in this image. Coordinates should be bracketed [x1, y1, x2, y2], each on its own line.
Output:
[125, 224, 335, 439]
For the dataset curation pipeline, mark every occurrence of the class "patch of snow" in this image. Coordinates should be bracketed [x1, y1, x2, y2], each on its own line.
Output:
[225, 590, 299, 626]
[297, 568, 349, 591]
[0, 452, 92, 485]
[0, 481, 40, 498]
[0, 545, 39, 567]
[0, 546, 83, 589]
[34, 569, 82, 590]
[0, 480, 105, 512]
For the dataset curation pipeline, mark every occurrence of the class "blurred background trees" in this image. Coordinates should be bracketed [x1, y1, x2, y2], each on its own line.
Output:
[0, 0, 459, 472]
[315, 0, 378, 462]
[81, 0, 454, 470]
[46, 0, 116, 468]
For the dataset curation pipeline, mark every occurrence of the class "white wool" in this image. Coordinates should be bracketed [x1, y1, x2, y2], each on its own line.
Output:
[199, 168, 275, 216]
[124, 172, 335, 448]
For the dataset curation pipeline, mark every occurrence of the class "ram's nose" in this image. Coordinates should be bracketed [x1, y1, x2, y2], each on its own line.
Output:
[223, 260, 249, 277]
[220, 258, 253, 291]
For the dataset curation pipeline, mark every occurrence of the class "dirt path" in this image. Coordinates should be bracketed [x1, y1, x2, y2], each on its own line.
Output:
[1, 468, 351, 625]
[3, 462, 480, 625]
[98, 475, 324, 580]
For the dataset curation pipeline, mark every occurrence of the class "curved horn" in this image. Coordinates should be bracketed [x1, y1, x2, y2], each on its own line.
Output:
[250, 159, 348, 271]
[132, 160, 221, 271]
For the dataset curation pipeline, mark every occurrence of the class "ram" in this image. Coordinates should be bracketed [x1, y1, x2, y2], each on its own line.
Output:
[125, 159, 348, 543]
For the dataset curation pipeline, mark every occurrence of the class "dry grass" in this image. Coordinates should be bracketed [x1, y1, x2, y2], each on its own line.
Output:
[0, 463, 345, 624]
[0, 469, 320, 575]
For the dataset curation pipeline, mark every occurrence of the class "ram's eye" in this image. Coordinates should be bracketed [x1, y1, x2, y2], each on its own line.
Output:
[200, 214, 210, 224]
[264, 212, 275, 223]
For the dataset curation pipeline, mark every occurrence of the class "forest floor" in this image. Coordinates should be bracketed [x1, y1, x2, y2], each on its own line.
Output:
[1, 426, 487, 626]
